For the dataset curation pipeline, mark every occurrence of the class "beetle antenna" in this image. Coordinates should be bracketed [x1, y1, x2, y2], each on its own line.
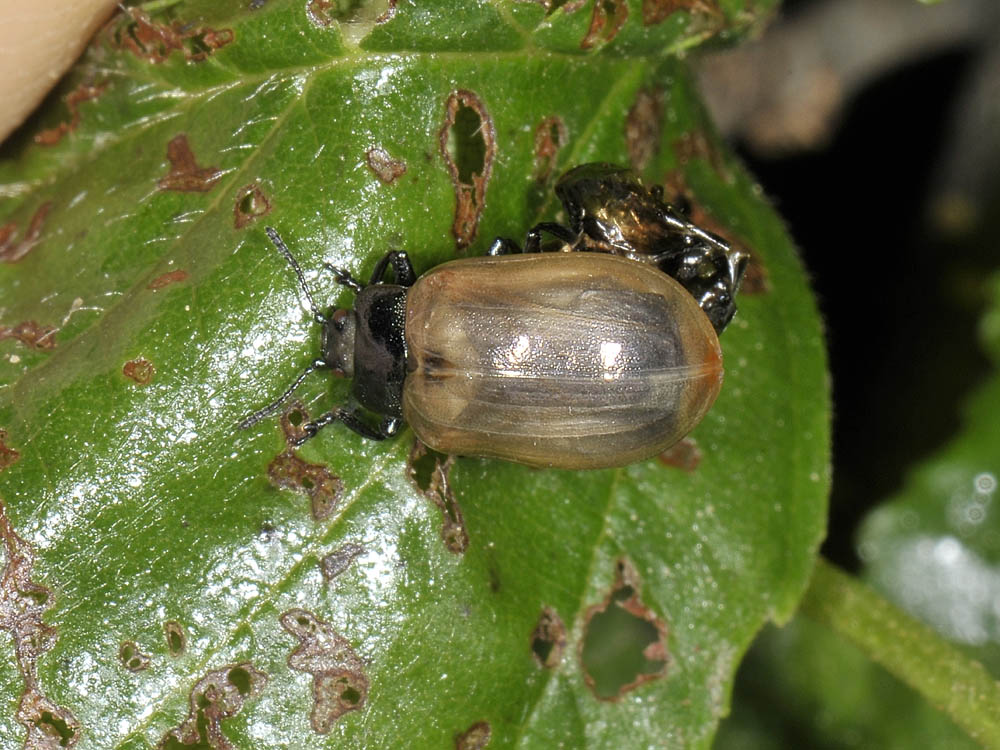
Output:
[238, 358, 327, 430]
[265, 226, 326, 325]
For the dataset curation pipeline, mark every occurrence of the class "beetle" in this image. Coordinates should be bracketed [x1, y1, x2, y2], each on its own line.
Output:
[239, 226, 724, 469]
[488, 163, 748, 333]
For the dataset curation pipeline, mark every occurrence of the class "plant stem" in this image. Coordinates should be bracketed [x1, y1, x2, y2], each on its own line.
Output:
[800, 557, 1000, 748]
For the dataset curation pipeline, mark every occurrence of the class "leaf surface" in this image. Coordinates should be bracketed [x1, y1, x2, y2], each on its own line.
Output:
[0, 1, 825, 748]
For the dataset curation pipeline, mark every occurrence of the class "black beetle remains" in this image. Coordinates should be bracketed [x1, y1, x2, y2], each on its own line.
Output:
[240, 164, 746, 469]
[489, 163, 747, 333]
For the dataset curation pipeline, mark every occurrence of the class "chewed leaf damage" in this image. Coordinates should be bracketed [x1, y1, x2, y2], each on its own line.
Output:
[158, 135, 222, 193]
[157, 663, 267, 749]
[280, 608, 369, 734]
[455, 720, 492, 750]
[0, 498, 80, 747]
[0, 321, 57, 351]
[321, 542, 365, 582]
[0, 202, 53, 263]
[234, 183, 272, 229]
[268, 450, 344, 522]
[407, 441, 468, 555]
[440, 90, 495, 250]
[107, 7, 234, 63]
[34, 82, 109, 146]
[580, 558, 670, 701]
[122, 357, 155, 385]
[0, 430, 21, 472]
[626, 87, 664, 171]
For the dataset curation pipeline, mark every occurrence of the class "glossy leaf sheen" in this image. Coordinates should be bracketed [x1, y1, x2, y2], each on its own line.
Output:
[859, 271, 1000, 675]
[0, 1, 825, 748]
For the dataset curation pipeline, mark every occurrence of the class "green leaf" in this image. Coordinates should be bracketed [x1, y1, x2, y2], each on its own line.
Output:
[0, 1, 827, 748]
[716, 617, 981, 750]
[716, 269, 1000, 749]
[858, 269, 1000, 674]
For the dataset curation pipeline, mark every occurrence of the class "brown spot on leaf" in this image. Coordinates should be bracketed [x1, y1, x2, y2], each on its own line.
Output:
[0, 202, 53, 263]
[280, 608, 369, 734]
[34, 82, 109, 146]
[158, 134, 222, 193]
[0, 321, 57, 351]
[408, 441, 468, 555]
[376, 0, 398, 23]
[0, 430, 20, 472]
[658, 438, 702, 472]
[321, 543, 365, 582]
[122, 358, 155, 386]
[533, 116, 567, 183]
[642, 0, 722, 25]
[531, 607, 566, 669]
[120, 641, 151, 672]
[157, 663, 267, 749]
[672, 130, 731, 183]
[278, 401, 312, 447]
[306, 0, 337, 26]
[455, 721, 492, 750]
[739, 256, 770, 295]
[0, 497, 81, 748]
[148, 269, 190, 290]
[626, 87, 664, 172]
[580, 558, 669, 701]
[164, 620, 187, 657]
[268, 450, 344, 522]
[581, 0, 629, 49]
[108, 7, 234, 63]
[366, 147, 407, 184]
[440, 90, 496, 250]
[233, 183, 272, 229]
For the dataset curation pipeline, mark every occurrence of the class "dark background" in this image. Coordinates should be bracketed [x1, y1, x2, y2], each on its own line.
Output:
[726, 0, 995, 569]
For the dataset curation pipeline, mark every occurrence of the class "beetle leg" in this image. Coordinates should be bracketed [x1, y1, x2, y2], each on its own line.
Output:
[238, 359, 328, 430]
[323, 263, 364, 294]
[487, 237, 523, 256]
[368, 251, 416, 287]
[524, 222, 577, 253]
[295, 406, 394, 446]
[380, 416, 402, 437]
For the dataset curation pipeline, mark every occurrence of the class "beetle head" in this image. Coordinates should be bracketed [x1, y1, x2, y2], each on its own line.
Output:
[321, 308, 356, 377]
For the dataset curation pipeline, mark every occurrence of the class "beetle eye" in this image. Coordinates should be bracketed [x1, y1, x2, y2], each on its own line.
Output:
[332, 308, 349, 331]
[697, 260, 716, 280]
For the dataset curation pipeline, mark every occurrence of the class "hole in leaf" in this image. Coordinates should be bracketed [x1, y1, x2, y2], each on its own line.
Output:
[581, 559, 669, 700]
[227, 666, 252, 696]
[233, 183, 271, 228]
[34, 711, 76, 747]
[407, 441, 468, 554]
[120, 640, 151, 672]
[440, 90, 495, 249]
[531, 607, 566, 669]
[446, 105, 487, 185]
[338, 681, 361, 705]
[164, 620, 187, 657]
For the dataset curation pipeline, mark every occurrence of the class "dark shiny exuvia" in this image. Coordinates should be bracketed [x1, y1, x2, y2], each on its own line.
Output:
[489, 163, 747, 333]
[241, 164, 743, 468]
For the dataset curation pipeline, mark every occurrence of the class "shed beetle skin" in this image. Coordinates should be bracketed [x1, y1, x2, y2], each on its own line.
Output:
[240, 227, 724, 469]
[488, 163, 748, 333]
